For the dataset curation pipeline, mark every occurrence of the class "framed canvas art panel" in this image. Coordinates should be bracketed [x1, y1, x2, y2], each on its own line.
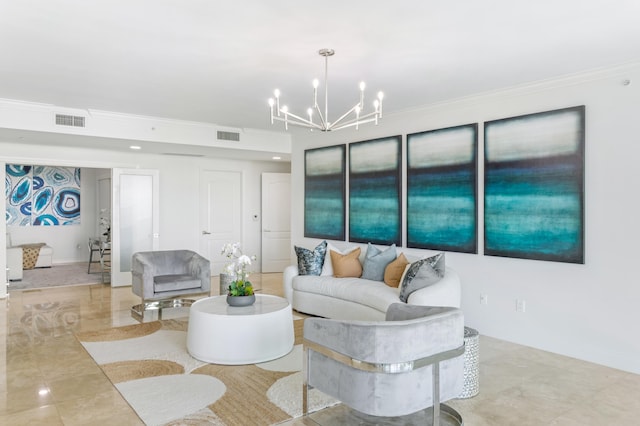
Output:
[407, 124, 478, 253]
[6, 164, 33, 226]
[6, 164, 81, 226]
[484, 105, 585, 263]
[32, 166, 81, 225]
[304, 144, 346, 240]
[349, 135, 402, 245]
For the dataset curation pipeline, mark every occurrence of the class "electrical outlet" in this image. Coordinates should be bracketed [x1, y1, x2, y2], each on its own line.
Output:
[516, 299, 526, 312]
[480, 294, 488, 305]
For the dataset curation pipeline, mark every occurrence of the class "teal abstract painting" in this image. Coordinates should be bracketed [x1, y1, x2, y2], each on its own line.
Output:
[407, 124, 477, 253]
[349, 136, 402, 245]
[484, 106, 585, 263]
[304, 145, 345, 240]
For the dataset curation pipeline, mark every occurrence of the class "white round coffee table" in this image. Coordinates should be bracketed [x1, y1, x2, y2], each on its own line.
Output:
[187, 294, 294, 364]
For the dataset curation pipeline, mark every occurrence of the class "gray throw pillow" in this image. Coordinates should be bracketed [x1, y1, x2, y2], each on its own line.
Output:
[361, 243, 396, 281]
[398, 252, 445, 302]
[294, 241, 327, 276]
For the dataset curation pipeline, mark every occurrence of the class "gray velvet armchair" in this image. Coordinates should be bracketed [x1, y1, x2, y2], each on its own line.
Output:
[303, 303, 465, 424]
[131, 250, 211, 316]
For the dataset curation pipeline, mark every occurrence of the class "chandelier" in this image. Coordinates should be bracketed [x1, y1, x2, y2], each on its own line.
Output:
[268, 49, 384, 132]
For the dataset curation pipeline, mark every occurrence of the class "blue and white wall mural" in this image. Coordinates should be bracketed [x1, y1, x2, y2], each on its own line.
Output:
[304, 145, 346, 240]
[6, 164, 81, 226]
[407, 124, 478, 253]
[349, 136, 402, 245]
[484, 106, 585, 263]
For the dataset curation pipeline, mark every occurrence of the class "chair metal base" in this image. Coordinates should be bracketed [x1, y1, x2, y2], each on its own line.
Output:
[131, 298, 195, 321]
[305, 403, 463, 425]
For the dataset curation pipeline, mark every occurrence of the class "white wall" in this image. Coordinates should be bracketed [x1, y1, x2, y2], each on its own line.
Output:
[290, 62, 640, 374]
[1, 143, 290, 294]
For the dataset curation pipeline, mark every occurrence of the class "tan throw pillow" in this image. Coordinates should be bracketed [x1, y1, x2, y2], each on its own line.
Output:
[330, 247, 362, 278]
[321, 243, 359, 276]
[384, 253, 410, 287]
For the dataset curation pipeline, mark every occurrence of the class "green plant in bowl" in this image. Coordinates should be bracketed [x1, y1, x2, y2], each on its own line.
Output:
[227, 279, 254, 296]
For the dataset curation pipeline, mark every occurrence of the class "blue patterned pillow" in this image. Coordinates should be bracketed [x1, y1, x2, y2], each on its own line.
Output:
[399, 252, 445, 302]
[294, 241, 328, 276]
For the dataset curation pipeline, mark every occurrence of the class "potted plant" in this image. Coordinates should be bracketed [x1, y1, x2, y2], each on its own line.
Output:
[221, 242, 257, 306]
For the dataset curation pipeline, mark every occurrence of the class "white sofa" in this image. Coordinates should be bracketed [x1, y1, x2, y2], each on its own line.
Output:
[283, 264, 461, 321]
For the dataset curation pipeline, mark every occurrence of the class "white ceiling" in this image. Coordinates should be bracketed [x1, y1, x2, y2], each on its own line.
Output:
[1, 0, 640, 139]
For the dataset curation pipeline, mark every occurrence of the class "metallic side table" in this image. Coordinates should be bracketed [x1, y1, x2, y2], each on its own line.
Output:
[458, 326, 480, 398]
[219, 273, 234, 295]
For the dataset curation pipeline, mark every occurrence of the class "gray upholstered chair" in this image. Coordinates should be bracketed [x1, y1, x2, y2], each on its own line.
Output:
[303, 303, 465, 424]
[131, 250, 211, 316]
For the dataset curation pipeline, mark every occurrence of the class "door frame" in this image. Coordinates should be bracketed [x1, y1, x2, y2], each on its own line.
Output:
[111, 168, 160, 286]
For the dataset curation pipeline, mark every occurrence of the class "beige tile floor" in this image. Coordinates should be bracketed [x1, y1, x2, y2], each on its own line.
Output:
[1, 274, 638, 425]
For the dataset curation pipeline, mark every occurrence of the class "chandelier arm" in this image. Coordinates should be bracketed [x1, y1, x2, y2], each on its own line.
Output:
[331, 115, 381, 131]
[288, 120, 325, 130]
[274, 111, 324, 130]
[314, 104, 328, 129]
[272, 116, 322, 130]
[352, 110, 381, 121]
[283, 110, 321, 127]
[329, 103, 363, 129]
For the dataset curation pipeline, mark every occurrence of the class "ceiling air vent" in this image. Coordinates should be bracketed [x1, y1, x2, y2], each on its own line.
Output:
[217, 130, 240, 142]
[55, 114, 86, 128]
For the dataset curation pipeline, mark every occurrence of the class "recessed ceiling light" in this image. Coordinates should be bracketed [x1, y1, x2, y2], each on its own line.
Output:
[272, 156, 281, 160]
[130, 145, 141, 150]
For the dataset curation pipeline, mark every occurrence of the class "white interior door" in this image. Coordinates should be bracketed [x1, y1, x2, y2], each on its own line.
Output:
[200, 170, 242, 275]
[111, 168, 159, 287]
[261, 173, 291, 273]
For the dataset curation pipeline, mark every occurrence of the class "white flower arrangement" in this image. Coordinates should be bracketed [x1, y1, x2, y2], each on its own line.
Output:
[221, 242, 257, 296]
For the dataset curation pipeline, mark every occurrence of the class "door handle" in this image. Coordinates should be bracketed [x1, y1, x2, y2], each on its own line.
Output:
[202, 231, 211, 235]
